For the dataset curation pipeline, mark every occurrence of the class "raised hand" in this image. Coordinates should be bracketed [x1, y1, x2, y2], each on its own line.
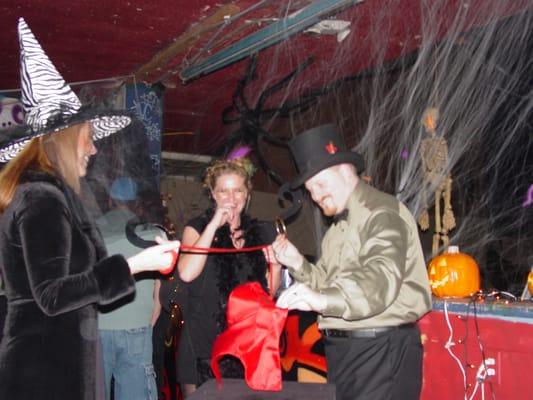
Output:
[262, 245, 276, 264]
[271, 234, 304, 271]
[209, 205, 235, 229]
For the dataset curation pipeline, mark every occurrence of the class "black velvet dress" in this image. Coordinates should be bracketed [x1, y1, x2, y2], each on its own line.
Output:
[175, 210, 274, 386]
[0, 171, 135, 400]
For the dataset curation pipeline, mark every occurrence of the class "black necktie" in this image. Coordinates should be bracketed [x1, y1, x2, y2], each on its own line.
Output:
[333, 209, 349, 223]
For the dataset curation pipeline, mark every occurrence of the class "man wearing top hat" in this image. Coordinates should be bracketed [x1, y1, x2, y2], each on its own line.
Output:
[272, 124, 432, 400]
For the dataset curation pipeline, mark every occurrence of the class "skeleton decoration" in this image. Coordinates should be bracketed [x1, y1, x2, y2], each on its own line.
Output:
[418, 107, 456, 256]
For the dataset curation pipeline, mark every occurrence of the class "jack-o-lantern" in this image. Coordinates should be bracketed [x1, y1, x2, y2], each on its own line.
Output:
[428, 246, 480, 298]
[528, 270, 533, 296]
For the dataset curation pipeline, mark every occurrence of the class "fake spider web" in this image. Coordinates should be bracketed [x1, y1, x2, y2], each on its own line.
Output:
[188, 0, 533, 294]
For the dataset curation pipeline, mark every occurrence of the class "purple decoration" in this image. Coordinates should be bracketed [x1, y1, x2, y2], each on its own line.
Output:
[12, 104, 24, 124]
[401, 149, 409, 160]
[523, 185, 533, 207]
[227, 145, 252, 160]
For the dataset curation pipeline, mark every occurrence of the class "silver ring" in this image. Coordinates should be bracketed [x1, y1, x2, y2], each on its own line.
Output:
[275, 217, 287, 236]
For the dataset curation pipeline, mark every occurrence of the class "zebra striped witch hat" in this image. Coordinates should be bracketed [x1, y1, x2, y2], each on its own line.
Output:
[0, 18, 131, 162]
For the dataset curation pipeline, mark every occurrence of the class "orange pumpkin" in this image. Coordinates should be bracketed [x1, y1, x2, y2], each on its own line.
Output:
[528, 270, 533, 296]
[427, 246, 480, 298]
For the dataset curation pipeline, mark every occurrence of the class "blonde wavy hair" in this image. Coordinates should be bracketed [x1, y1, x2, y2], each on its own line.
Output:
[203, 157, 255, 193]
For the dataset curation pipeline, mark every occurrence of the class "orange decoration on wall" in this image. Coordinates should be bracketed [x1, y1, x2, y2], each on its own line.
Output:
[280, 313, 327, 381]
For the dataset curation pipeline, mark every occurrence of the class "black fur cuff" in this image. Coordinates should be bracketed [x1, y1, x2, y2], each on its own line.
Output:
[93, 255, 135, 305]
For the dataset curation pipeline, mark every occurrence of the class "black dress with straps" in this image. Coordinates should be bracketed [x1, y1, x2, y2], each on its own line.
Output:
[176, 209, 275, 386]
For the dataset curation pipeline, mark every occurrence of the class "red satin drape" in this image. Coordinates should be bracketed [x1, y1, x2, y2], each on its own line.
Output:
[211, 282, 288, 391]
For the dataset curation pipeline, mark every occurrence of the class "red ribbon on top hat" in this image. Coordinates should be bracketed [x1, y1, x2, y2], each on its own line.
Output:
[325, 141, 338, 154]
[210, 281, 288, 391]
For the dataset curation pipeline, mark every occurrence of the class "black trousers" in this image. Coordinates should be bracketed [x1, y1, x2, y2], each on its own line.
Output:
[323, 324, 423, 400]
[152, 311, 169, 396]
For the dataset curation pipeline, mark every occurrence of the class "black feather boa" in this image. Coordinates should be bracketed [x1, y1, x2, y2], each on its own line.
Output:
[196, 208, 270, 382]
[200, 208, 269, 333]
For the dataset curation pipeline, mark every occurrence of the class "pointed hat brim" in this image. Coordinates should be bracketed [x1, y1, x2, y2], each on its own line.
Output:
[0, 105, 132, 163]
[0, 18, 132, 163]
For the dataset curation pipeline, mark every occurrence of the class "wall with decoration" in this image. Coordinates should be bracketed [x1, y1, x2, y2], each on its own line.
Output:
[420, 299, 533, 400]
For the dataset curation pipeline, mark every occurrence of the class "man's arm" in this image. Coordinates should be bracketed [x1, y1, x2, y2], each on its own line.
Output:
[270, 235, 329, 288]
[277, 210, 409, 318]
[320, 210, 408, 320]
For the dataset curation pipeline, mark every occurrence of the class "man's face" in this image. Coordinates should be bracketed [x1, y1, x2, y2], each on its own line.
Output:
[304, 166, 347, 217]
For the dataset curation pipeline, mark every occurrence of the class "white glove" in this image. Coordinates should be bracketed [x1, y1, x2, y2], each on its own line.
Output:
[276, 283, 327, 312]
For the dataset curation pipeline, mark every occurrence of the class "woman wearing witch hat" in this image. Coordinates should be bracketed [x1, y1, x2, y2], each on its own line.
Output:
[0, 19, 180, 400]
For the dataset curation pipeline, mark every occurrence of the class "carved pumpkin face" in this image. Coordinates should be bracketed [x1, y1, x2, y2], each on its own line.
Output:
[428, 250, 480, 298]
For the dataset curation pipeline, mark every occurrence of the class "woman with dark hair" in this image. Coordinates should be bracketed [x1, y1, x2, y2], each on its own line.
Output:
[174, 157, 281, 398]
[0, 19, 180, 400]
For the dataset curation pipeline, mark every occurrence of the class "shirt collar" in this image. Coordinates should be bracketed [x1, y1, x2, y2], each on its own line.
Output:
[333, 209, 349, 223]
[334, 180, 368, 224]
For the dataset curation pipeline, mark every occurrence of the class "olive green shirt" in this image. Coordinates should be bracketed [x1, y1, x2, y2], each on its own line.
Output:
[290, 181, 432, 330]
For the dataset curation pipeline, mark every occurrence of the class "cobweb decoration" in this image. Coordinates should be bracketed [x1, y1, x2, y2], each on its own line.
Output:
[227, 0, 533, 293]
[220, 54, 315, 185]
[78, 83, 165, 230]
[354, 2, 533, 293]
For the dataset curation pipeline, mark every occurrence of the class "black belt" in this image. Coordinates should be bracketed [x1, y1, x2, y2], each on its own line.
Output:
[321, 323, 415, 339]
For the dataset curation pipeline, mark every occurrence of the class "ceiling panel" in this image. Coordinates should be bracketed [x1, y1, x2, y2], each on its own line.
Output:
[1, 0, 531, 156]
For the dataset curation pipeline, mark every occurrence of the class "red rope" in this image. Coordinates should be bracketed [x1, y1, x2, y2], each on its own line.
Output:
[179, 244, 267, 253]
[177, 244, 274, 298]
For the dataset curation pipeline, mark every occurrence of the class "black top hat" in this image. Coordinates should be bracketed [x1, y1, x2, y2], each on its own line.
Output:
[289, 124, 365, 188]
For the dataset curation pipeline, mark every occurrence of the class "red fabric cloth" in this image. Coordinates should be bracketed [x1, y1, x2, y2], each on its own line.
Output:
[211, 282, 288, 391]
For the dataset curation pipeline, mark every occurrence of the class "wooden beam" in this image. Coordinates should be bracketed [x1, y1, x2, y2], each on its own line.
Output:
[132, 4, 240, 83]
[180, 0, 363, 82]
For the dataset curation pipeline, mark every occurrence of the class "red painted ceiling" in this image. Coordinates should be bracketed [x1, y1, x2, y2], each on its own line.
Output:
[0, 1, 530, 156]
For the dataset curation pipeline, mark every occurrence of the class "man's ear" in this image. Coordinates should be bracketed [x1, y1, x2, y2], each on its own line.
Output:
[338, 163, 353, 179]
